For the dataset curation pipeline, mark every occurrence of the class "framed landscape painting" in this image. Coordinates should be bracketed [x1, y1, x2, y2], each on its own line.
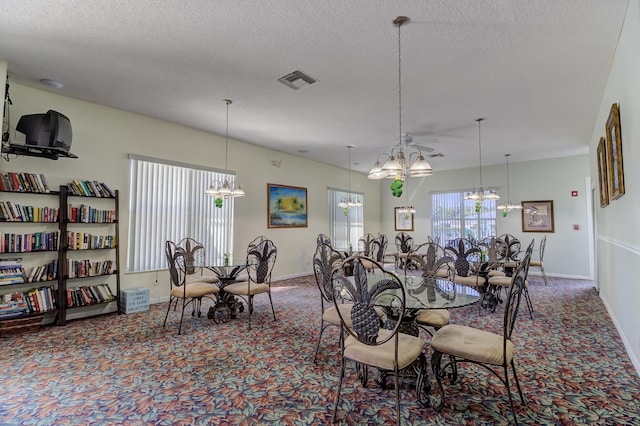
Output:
[605, 103, 625, 200]
[597, 137, 609, 207]
[267, 183, 308, 228]
[521, 200, 554, 233]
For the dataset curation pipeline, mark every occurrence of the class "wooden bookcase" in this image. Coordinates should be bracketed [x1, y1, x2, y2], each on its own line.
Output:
[0, 180, 121, 328]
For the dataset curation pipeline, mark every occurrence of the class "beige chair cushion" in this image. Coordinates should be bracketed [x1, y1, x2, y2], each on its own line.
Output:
[452, 274, 486, 287]
[344, 328, 425, 370]
[488, 275, 512, 288]
[503, 261, 518, 268]
[185, 274, 219, 284]
[416, 309, 450, 328]
[171, 282, 219, 299]
[487, 270, 506, 277]
[431, 324, 514, 366]
[435, 268, 450, 278]
[224, 281, 270, 296]
[529, 260, 542, 267]
[323, 303, 354, 326]
[396, 252, 410, 259]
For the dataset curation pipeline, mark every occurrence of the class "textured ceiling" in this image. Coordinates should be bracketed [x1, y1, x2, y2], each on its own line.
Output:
[0, 0, 629, 173]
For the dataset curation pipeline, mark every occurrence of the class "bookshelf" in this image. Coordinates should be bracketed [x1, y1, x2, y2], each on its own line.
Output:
[0, 174, 121, 328]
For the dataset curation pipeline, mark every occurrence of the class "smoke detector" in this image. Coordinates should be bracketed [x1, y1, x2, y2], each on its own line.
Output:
[276, 70, 318, 91]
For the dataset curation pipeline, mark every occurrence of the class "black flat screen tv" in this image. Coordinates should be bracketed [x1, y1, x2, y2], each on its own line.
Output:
[16, 110, 73, 153]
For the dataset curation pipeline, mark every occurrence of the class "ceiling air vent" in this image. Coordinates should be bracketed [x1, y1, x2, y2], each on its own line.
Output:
[276, 70, 318, 91]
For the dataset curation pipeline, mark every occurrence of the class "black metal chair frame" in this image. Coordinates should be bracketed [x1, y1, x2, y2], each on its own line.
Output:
[431, 247, 533, 425]
[331, 256, 428, 425]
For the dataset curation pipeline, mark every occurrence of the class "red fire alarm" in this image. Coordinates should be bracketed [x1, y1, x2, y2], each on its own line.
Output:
[571, 190, 578, 197]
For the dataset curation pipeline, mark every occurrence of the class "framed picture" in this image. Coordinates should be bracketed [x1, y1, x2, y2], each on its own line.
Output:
[394, 207, 414, 231]
[605, 102, 625, 200]
[597, 137, 609, 207]
[267, 183, 308, 228]
[521, 200, 554, 233]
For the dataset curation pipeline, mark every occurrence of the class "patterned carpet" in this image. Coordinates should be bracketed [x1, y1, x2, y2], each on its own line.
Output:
[1, 275, 639, 425]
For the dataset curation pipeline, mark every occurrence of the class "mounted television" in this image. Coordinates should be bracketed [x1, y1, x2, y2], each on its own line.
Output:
[16, 110, 73, 153]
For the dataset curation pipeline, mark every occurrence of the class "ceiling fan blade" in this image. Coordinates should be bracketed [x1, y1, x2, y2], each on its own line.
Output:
[411, 144, 435, 153]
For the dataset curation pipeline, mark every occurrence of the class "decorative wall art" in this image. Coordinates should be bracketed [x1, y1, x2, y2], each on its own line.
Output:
[394, 207, 414, 231]
[267, 183, 308, 228]
[521, 200, 554, 233]
[605, 103, 625, 200]
[597, 137, 609, 207]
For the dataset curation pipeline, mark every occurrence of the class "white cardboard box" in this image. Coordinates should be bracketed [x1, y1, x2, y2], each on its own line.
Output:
[121, 287, 150, 314]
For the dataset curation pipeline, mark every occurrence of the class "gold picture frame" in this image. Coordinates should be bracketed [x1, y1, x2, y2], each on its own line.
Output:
[394, 207, 414, 231]
[605, 103, 625, 200]
[597, 137, 609, 207]
[267, 183, 308, 228]
[521, 200, 554, 233]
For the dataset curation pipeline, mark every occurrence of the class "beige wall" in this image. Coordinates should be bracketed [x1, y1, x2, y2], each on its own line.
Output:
[589, 0, 640, 373]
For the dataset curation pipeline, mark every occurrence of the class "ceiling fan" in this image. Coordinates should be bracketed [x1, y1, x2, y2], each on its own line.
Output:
[399, 132, 437, 153]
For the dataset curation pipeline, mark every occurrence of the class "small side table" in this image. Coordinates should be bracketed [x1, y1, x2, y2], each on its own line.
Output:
[205, 264, 247, 323]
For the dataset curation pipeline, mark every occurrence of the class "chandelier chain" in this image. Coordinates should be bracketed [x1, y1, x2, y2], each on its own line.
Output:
[397, 19, 403, 146]
[224, 99, 231, 170]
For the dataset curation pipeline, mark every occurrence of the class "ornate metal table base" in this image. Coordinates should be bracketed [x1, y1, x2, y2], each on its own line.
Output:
[207, 292, 245, 324]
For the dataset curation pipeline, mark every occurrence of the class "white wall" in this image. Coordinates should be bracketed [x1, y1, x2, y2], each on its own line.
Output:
[379, 154, 592, 279]
[1, 83, 381, 302]
[589, 0, 640, 373]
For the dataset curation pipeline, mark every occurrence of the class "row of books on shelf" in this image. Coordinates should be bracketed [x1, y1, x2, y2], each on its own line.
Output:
[0, 172, 50, 193]
[67, 259, 114, 279]
[67, 180, 115, 198]
[0, 263, 26, 285]
[66, 232, 116, 250]
[0, 286, 56, 318]
[67, 284, 115, 308]
[0, 231, 60, 253]
[67, 204, 116, 223]
[0, 201, 59, 222]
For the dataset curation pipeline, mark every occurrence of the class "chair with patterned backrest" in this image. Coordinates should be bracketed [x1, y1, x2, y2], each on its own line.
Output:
[445, 238, 486, 290]
[361, 233, 389, 270]
[478, 235, 509, 278]
[529, 235, 548, 285]
[392, 231, 415, 269]
[331, 256, 428, 425]
[224, 237, 277, 330]
[177, 238, 220, 284]
[430, 244, 533, 425]
[317, 233, 332, 248]
[358, 233, 375, 257]
[312, 239, 348, 363]
[405, 242, 454, 336]
[488, 239, 536, 319]
[163, 240, 220, 335]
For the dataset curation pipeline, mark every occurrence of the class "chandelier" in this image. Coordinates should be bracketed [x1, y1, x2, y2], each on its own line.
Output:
[367, 16, 433, 197]
[205, 99, 245, 207]
[497, 154, 522, 216]
[464, 118, 499, 211]
[337, 145, 363, 209]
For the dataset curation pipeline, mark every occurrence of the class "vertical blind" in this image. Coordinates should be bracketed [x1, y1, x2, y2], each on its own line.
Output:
[328, 188, 364, 250]
[127, 155, 234, 272]
[431, 191, 496, 245]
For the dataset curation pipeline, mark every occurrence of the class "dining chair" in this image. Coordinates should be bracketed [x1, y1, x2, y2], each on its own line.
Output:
[176, 237, 220, 284]
[224, 237, 277, 330]
[361, 233, 388, 270]
[478, 236, 509, 278]
[392, 231, 415, 269]
[430, 245, 533, 425]
[163, 240, 220, 335]
[331, 256, 428, 425]
[529, 235, 548, 285]
[357, 233, 375, 257]
[312, 241, 349, 363]
[405, 242, 454, 336]
[487, 239, 536, 319]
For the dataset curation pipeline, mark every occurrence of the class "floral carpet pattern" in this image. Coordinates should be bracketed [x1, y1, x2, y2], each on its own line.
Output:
[1, 275, 640, 425]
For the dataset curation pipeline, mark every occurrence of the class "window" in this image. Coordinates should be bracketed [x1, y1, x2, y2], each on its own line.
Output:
[128, 155, 234, 272]
[328, 188, 364, 251]
[431, 191, 496, 245]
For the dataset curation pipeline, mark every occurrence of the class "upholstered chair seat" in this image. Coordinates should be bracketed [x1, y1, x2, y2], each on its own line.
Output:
[432, 324, 514, 365]
[416, 309, 450, 329]
[344, 328, 425, 370]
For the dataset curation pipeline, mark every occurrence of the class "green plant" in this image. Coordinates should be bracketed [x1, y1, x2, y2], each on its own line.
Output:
[390, 179, 403, 197]
[215, 196, 223, 208]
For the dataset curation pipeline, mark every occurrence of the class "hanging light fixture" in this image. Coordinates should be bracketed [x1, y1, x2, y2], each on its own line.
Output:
[337, 145, 363, 209]
[464, 118, 499, 211]
[367, 16, 433, 197]
[205, 99, 245, 206]
[497, 154, 522, 216]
